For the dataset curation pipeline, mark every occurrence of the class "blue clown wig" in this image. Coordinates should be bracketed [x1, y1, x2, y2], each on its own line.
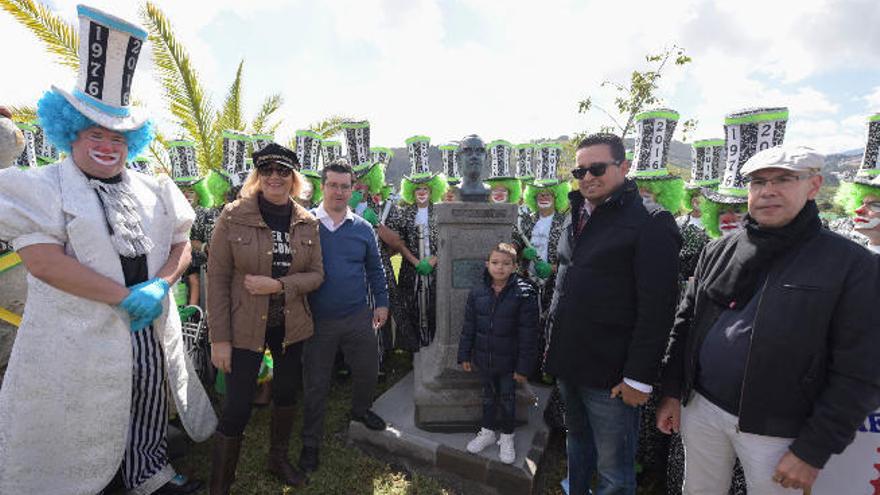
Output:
[36, 90, 155, 160]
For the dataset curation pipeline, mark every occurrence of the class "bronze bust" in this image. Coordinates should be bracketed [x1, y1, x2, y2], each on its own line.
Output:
[457, 134, 490, 202]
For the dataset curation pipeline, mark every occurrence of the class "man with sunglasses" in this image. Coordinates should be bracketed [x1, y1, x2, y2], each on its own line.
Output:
[545, 133, 681, 495]
[657, 145, 880, 493]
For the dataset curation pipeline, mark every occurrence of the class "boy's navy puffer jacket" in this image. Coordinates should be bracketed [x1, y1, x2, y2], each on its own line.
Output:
[457, 270, 539, 376]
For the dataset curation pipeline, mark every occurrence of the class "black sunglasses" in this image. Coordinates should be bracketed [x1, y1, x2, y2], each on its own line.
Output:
[571, 161, 621, 179]
[258, 165, 293, 178]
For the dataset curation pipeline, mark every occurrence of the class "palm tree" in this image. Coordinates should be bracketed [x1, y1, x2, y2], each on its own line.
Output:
[1, 0, 285, 172]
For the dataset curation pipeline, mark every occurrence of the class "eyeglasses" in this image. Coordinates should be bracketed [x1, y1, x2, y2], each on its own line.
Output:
[258, 165, 293, 178]
[571, 161, 621, 179]
[746, 173, 814, 191]
[324, 182, 352, 192]
[864, 201, 880, 213]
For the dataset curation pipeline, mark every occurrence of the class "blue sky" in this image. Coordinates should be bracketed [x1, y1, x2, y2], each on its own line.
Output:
[3, 0, 880, 154]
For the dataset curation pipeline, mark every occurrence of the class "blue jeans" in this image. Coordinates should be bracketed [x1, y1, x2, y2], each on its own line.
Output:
[480, 371, 516, 434]
[558, 379, 640, 495]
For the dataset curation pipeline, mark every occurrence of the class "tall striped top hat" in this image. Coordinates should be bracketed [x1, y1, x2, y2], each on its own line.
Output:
[295, 130, 322, 177]
[371, 147, 394, 166]
[404, 135, 436, 183]
[631, 108, 680, 181]
[167, 139, 200, 185]
[342, 121, 374, 176]
[534, 142, 563, 187]
[487, 140, 514, 180]
[704, 107, 789, 204]
[14, 122, 38, 169]
[251, 134, 274, 154]
[222, 130, 252, 187]
[321, 140, 342, 167]
[51, 5, 148, 131]
[515, 143, 535, 179]
[853, 113, 880, 186]
[687, 139, 725, 189]
[31, 124, 60, 165]
[439, 144, 460, 185]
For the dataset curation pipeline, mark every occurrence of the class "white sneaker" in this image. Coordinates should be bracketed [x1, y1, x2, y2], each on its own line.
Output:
[466, 428, 497, 453]
[498, 433, 516, 464]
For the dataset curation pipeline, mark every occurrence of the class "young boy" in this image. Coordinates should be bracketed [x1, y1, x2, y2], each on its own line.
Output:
[458, 243, 539, 464]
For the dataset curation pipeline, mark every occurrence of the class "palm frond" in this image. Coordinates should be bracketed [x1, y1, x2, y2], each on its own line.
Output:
[8, 104, 37, 122]
[309, 115, 350, 140]
[251, 94, 283, 134]
[0, 0, 79, 70]
[215, 60, 245, 133]
[148, 130, 170, 174]
[142, 1, 217, 171]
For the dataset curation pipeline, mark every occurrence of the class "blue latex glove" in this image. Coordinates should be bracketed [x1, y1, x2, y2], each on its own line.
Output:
[120, 278, 170, 321]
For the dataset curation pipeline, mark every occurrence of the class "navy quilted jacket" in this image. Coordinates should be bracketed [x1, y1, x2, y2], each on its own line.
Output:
[457, 271, 539, 375]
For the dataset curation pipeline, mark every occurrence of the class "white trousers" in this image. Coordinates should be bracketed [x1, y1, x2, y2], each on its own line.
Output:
[681, 392, 801, 495]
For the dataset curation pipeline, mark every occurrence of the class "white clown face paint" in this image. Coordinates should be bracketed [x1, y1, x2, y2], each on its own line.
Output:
[491, 185, 508, 203]
[854, 195, 880, 232]
[536, 191, 554, 211]
[719, 209, 747, 236]
[639, 188, 660, 210]
[72, 126, 128, 178]
[415, 186, 431, 206]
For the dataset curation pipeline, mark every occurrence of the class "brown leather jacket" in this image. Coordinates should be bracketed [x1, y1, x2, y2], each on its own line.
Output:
[207, 195, 323, 352]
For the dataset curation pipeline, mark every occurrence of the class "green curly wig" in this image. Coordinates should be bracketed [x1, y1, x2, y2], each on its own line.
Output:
[400, 173, 448, 205]
[524, 181, 571, 213]
[306, 175, 323, 205]
[833, 181, 880, 214]
[636, 177, 686, 214]
[484, 178, 522, 204]
[353, 163, 386, 195]
[700, 196, 747, 239]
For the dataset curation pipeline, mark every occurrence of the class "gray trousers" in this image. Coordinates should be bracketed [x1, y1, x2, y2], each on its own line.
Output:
[302, 307, 378, 448]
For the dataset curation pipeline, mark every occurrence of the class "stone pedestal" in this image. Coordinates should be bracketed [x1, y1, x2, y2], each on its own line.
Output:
[413, 202, 530, 432]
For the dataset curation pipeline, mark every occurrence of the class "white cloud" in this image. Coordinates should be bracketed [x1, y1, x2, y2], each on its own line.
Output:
[2, 0, 878, 155]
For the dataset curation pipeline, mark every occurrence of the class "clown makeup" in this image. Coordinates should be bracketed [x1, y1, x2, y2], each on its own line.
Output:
[443, 188, 457, 202]
[639, 188, 660, 210]
[719, 208, 747, 236]
[415, 185, 431, 206]
[353, 181, 370, 196]
[299, 179, 314, 201]
[853, 194, 880, 232]
[72, 126, 128, 178]
[491, 184, 509, 203]
[536, 191, 555, 213]
[181, 187, 198, 207]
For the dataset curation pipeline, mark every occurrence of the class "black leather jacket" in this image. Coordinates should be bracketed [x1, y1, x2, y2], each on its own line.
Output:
[662, 227, 880, 468]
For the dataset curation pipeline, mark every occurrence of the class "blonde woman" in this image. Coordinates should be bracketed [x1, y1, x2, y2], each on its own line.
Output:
[207, 143, 323, 493]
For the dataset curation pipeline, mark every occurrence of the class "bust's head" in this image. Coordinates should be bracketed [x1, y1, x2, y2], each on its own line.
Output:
[458, 135, 485, 182]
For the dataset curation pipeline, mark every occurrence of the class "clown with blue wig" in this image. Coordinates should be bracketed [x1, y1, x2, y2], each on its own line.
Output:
[0, 6, 215, 495]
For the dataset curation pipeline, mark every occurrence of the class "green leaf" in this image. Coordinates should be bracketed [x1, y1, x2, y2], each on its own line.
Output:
[142, 1, 218, 172]
[308, 115, 351, 140]
[251, 94, 283, 134]
[8, 104, 36, 122]
[0, 0, 78, 70]
[215, 60, 245, 133]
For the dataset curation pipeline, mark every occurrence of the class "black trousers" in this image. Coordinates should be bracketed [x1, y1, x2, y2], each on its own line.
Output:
[480, 371, 516, 434]
[217, 325, 303, 436]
